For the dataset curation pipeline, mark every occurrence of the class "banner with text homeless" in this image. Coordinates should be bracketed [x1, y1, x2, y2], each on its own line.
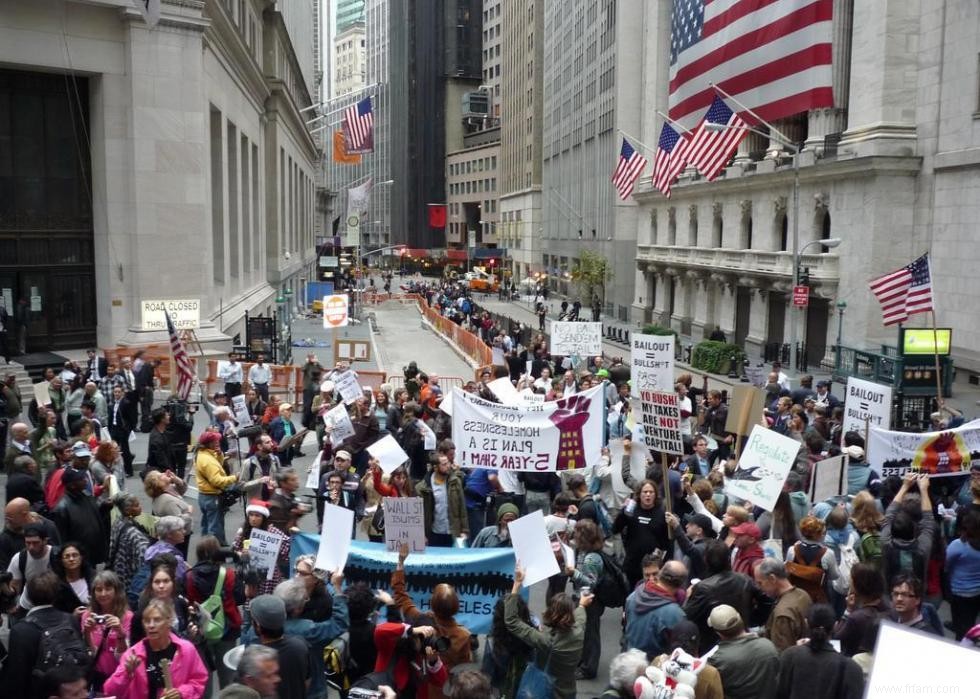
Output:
[451, 384, 605, 472]
[291, 536, 518, 633]
[869, 419, 980, 478]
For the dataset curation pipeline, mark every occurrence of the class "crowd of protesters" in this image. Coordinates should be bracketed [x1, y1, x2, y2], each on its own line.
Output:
[0, 283, 979, 699]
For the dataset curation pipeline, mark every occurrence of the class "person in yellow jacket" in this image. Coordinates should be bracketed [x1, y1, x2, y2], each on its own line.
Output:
[194, 430, 238, 545]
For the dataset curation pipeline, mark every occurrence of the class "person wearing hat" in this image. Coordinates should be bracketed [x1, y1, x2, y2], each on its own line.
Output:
[243, 593, 314, 699]
[194, 429, 239, 545]
[233, 500, 290, 595]
[706, 603, 779, 699]
[470, 502, 520, 548]
[730, 521, 765, 576]
[623, 560, 688, 660]
[842, 438, 882, 497]
[814, 379, 840, 411]
[665, 511, 716, 581]
[50, 460, 110, 566]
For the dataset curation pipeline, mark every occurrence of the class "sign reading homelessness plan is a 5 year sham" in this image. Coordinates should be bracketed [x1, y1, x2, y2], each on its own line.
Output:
[140, 299, 201, 330]
[452, 384, 605, 471]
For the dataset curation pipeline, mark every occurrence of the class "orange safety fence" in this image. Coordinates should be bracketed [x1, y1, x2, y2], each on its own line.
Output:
[103, 344, 176, 389]
[414, 297, 493, 367]
[203, 360, 302, 405]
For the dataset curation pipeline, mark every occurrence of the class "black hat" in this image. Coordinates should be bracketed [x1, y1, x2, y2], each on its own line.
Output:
[683, 512, 717, 538]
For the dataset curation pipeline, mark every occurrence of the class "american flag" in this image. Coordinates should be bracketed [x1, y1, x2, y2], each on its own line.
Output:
[652, 123, 691, 197]
[611, 138, 648, 200]
[686, 95, 748, 181]
[668, 0, 834, 129]
[869, 254, 935, 326]
[342, 97, 374, 153]
[165, 311, 195, 400]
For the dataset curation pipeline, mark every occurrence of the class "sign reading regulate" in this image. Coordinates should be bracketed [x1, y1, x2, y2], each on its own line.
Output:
[640, 390, 684, 455]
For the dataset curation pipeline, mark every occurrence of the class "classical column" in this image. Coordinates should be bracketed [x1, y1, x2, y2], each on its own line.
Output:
[746, 287, 769, 355]
[712, 273, 737, 338]
[806, 0, 853, 152]
[690, 273, 709, 338]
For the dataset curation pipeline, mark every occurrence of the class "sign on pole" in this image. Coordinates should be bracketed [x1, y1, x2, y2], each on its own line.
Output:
[550, 321, 602, 357]
[725, 424, 801, 512]
[842, 377, 892, 439]
[792, 286, 809, 307]
[141, 299, 201, 331]
[639, 390, 684, 455]
[630, 334, 675, 397]
[382, 497, 426, 553]
[323, 294, 350, 329]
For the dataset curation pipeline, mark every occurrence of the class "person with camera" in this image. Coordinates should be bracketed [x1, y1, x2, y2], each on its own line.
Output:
[194, 430, 240, 546]
[81, 570, 133, 693]
[267, 468, 312, 534]
[369, 613, 449, 699]
[164, 397, 197, 480]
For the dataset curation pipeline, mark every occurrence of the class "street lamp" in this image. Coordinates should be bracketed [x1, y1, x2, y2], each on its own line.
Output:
[836, 299, 848, 367]
[705, 121, 841, 374]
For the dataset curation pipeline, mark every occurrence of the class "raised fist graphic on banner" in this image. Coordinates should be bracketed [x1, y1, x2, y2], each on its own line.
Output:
[549, 394, 592, 471]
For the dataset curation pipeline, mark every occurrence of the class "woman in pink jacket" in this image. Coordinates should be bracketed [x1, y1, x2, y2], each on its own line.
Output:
[103, 598, 209, 699]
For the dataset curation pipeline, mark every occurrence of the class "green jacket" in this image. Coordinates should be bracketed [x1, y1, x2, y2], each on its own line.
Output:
[415, 470, 468, 538]
[503, 593, 586, 699]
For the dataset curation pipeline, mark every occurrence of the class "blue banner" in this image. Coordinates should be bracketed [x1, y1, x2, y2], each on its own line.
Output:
[291, 535, 518, 634]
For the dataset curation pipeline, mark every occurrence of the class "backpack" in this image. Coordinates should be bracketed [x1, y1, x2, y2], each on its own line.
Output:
[322, 631, 351, 692]
[859, 531, 883, 570]
[199, 566, 227, 643]
[27, 613, 90, 678]
[885, 543, 925, 583]
[593, 551, 630, 608]
[833, 536, 860, 595]
[591, 496, 614, 539]
[785, 543, 828, 603]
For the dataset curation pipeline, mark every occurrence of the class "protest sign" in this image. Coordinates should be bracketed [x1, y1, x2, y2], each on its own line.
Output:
[745, 364, 767, 388]
[725, 424, 801, 511]
[248, 528, 285, 581]
[639, 390, 684, 455]
[334, 370, 363, 405]
[508, 510, 560, 587]
[551, 321, 602, 356]
[324, 403, 355, 446]
[315, 504, 354, 572]
[725, 385, 767, 436]
[453, 384, 605, 472]
[866, 622, 973, 699]
[491, 346, 505, 366]
[868, 420, 980, 478]
[608, 435, 652, 499]
[231, 394, 253, 428]
[809, 455, 847, 504]
[419, 421, 437, 450]
[439, 390, 454, 416]
[292, 536, 520, 634]
[305, 454, 322, 490]
[382, 497, 426, 553]
[631, 334, 675, 397]
[33, 382, 51, 407]
[367, 434, 411, 474]
[488, 376, 522, 405]
[842, 377, 892, 441]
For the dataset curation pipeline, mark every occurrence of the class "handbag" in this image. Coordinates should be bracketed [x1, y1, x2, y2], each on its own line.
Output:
[515, 645, 554, 699]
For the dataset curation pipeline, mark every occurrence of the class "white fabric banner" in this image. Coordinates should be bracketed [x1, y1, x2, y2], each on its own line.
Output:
[452, 384, 605, 472]
[724, 424, 801, 512]
[345, 178, 372, 247]
[631, 334, 675, 397]
[551, 322, 602, 356]
[868, 420, 980, 478]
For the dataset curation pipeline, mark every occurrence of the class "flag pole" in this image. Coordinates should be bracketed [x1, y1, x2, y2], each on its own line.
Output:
[709, 82, 795, 147]
[654, 111, 693, 135]
[930, 310, 944, 411]
[616, 129, 660, 156]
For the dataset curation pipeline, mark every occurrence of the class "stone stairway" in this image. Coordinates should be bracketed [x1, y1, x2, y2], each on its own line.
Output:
[1, 360, 34, 420]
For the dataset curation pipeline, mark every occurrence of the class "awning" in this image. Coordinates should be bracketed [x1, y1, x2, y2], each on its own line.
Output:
[445, 249, 468, 261]
[472, 247, 506, 260]
[399, 248, 430, 258]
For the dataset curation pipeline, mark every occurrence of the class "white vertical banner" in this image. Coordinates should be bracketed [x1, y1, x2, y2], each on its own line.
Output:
[345, 177, 372, 247]
[630, 334, 675, 397]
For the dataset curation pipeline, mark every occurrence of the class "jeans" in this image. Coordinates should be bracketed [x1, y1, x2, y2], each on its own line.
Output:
[467, 506, 488, 542]
[950, 592, 980, 640]
[579, 599, 605, 677]
[199, 493, 227, 545]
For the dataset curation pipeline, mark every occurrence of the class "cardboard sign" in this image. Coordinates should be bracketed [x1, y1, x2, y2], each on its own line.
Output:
[382, 497, 426, 553]
[248, 528, 285, 581]
[367, 434, 411, 474]
[334, 370, 363, 405]
[508, 510, 560, 587]
[725, 424, 801, 511]
[809, 454, 847, 504]
[550, 321, 602, 356]
[140, 299, 201, 330]
[324, 403, 355, 446]
[33, 381, 51, 407]
[639, 390, 684, 455]
[231, 394, 253, 428]
[315, 504, 354, 572]
[842, 377, 892, 440]
[725, 384, 768, 435]
[631, 334, 675, 397]
[323, 294, 350, 329]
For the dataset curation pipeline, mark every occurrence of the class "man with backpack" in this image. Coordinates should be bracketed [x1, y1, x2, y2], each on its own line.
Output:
[623, 560, 688, 659]
[7, 522, 55, 613]
[3, 571, 90, 696]
[881, 472, 935, 585]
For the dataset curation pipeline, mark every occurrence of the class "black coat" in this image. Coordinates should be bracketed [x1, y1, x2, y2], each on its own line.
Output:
[683, 570, 759, 655]
[146, 428, 174, 473]
[1, 606, 80, 696]
[52, 490, 110, 565]
[5, 471, 45, 509]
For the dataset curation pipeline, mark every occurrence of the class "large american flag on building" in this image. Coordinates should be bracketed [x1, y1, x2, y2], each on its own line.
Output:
[342, 97, 374, 153]
[165, 311, 195, 400]
[686, 95, 748, 181]
[652, 123, 691, 197]
[611, 138, 648, 200]
[668, 0, 834, 129]
[869, 254, 935, 326]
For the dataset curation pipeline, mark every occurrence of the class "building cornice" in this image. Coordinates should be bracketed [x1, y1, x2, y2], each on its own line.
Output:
[203, 1, 270, 115]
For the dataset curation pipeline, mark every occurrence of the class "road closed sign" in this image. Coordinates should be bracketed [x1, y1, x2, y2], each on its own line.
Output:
[323, 294, 350, 328]
[141, 299, 201, 330]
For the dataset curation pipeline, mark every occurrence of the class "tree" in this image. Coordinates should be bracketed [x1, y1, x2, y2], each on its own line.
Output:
[570, 250, 611, 306]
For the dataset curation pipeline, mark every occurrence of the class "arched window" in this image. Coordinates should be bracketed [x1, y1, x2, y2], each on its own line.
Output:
[779, 213, 789, 251]
[712, 213, 723, 248]
[821, 211, 831, 252]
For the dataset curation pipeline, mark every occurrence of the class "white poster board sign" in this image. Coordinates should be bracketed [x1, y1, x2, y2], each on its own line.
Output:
[508, 510, 560, 587]
[315, 504, 354, 572]
[382, 497, 426, 553]
[231, 394, 253, 428]
[324, 403, 355, 446]
[866, 622, 973, 699]
[140, 299, 201, 330]
[488, 376, 522, 405]
[491, 347, 505, 366]
[809, 455, 847, 504]
[33, 382, 52, 407]
[639, 390, 684, 455]
[842, 377, 892, 442]
[248, 528, 285, 581]
[334, 370, 363, 405]
[550, 322, 602, 356]
[725, 424, 801, 512]
[631, 334, 675, 397]
[367, 434, 411, 474]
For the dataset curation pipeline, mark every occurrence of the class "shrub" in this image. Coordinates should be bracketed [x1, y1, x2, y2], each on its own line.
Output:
[641, 324, 678, 340]
[691, 340, 746, 375]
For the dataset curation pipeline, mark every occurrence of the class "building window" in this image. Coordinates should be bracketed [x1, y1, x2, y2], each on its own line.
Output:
[779, 213, 789, 251]
[209, 108, 224, 283]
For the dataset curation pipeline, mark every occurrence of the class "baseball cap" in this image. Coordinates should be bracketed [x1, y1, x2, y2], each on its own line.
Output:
[249, 594, 286, 629]
[62, 468, 88, 486]
[684, 513, 717, 538]
[729, 522, 761, 539]
[708, 604, 743, 633]
[71, 442, 92, 458]
[844, 445, 865, 461]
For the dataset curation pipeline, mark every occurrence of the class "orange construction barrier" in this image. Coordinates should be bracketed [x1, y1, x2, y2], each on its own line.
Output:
[103, 344, 177, 390]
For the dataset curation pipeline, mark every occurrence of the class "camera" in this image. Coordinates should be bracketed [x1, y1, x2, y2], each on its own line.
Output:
[348, 690, 382, 699]
[92, 614, 109, 624]
[424, 636, 451, 653]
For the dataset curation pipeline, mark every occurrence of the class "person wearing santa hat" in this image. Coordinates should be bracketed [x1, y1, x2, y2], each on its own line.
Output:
[233, 499, 291, 596]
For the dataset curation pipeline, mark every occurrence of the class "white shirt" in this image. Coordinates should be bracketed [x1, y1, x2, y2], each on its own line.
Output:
[249, 363, 271, 385]
[8, 546, 53, 608]
[496, 470, 525, 496]
[220, 361, 244, 383]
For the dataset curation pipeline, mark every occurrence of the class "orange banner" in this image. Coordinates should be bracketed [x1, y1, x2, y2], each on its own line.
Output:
[333, 130, 361, 164]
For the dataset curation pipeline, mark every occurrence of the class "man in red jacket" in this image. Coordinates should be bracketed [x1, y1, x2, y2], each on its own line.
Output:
[731, 522, 765, 576]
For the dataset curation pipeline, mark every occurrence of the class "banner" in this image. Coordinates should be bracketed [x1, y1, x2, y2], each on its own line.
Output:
[428, 204, 447, 229]
[550, 322, 602, 357]
[345, 178, 372, 247]
[631, 334, 675, 397]
[383, 497, 426, 553]
[639, 390, 684, 455]
[725, 424, 801, 511]
[291, 536, 518, 634]
[842, 377, 892, 440]
[452, 384, 605, 472]
[868, 420, 980, 478]
[332, 129, 361, 164]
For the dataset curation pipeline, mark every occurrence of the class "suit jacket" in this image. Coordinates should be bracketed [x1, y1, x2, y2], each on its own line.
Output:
[108, 397, 134, 434]
[135, 363, 155, 391]
[85, 357, 108, 382]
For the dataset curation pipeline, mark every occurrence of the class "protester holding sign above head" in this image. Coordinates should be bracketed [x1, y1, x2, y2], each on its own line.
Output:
[881, 473, 935, 586]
